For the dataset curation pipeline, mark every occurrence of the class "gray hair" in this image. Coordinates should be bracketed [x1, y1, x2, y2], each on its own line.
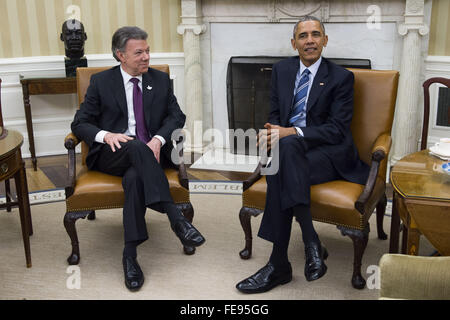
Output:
[292, 15, 326, 39]
[111, 26, 148, 61]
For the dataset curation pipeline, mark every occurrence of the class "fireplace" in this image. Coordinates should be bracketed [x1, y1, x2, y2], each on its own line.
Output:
[226, 56, 372, 154]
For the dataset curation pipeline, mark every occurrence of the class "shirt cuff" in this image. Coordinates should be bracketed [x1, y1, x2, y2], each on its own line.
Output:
[154, 135, 166, 146]
[95, 130, 109, 143]
[294, 127, 304, 137]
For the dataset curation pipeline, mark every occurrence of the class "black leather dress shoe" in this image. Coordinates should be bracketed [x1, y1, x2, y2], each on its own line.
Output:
[236, 262, 292, 294]
[172, 219, 205, 247]
[123, 256, 144, 291]
[304, 242, 328, 281]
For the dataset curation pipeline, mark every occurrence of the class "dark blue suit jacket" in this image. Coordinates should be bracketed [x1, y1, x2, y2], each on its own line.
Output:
[269, 56, 369, 184]
[71, 65, 186, 170]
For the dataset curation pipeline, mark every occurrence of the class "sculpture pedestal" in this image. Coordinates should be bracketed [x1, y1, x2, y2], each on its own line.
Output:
[65, 57, 87, 77]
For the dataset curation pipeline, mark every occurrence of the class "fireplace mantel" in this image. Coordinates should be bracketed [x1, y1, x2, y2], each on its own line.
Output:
[200, 0, 406, 23]
[179, 0, 432, 166]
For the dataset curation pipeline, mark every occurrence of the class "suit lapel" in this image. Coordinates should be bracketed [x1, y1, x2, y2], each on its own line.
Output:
[306, 58, 328, 113]
[112, 67, 128, 117]
[282, 57, 300, 125]
[142, 70, 155, 132]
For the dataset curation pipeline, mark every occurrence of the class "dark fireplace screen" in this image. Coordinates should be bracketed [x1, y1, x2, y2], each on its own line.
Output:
[436, 86, 450, 127]
[226, 56, 371, 154]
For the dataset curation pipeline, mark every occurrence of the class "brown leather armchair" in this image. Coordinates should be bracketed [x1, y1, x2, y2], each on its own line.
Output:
[63, 65, 194, 265]
[239, 68, 399, 289]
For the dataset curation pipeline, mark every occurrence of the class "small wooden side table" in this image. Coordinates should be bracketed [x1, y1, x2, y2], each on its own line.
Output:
[20, 77, 77, 171]
[0, 129, 32, 267]
[390, 150, 450, 256]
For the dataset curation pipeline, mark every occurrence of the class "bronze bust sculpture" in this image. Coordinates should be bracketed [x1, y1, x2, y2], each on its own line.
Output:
[60, 19, 88, 77]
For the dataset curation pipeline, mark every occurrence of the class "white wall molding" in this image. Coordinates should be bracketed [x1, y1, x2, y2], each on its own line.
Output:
[425, 55, 450, 74]
[0, 52, 185, 158]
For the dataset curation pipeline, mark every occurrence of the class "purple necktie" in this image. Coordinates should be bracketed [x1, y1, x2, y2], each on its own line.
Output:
[130, 78, 150, 143]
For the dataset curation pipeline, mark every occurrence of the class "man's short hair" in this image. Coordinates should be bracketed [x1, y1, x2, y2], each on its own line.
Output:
[111, 26, 148, 61]
[292, 15, 326, 39]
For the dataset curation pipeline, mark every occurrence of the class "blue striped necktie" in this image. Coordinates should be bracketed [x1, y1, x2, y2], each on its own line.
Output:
[289, 68, 311, 127]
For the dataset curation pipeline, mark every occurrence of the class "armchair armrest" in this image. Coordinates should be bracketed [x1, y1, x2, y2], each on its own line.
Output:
[64, 132, 80, 149]
[355, 134, 391, 214]
[178, 160, 189, 190]
[242, 152, 276, 191]
[173, 138, 189, 190]
[371, 133, 392, 160]
[243, 163, 263, 191]
[64, 132, 80, 198]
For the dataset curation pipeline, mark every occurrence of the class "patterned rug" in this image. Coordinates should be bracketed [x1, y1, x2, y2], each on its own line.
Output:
[0, 188, 66, 206]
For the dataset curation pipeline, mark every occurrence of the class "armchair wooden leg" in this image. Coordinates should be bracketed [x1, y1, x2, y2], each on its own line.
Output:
[338, 225, 370, 289]
[177, 202, 196, 256]
[376, 193, 388, 240]
[239, 206, 263, 260]
[63, 211, 91, 265]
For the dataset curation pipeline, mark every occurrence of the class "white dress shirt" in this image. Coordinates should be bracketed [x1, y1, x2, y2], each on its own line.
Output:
[294, 56, 322, 137]
[94, 65, 166, 146]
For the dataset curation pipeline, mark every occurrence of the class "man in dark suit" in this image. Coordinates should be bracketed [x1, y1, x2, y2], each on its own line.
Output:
[71, 26, 205, 291]
[236, 16, 369, 293]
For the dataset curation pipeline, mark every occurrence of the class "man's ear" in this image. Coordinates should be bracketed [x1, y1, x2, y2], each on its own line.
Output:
[60, 33, 64, 41]
[116, 50, 125, 63]
[291, 38, 296, 50]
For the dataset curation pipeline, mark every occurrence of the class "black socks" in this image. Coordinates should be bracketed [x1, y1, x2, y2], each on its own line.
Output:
[162, 201, 185, 228]
[269, 243, 290, 271]
[123, 202, 185, 259]
[123, 239, 145, 258]
[293, 205, 319, 245]
[269, 205, 320, 270]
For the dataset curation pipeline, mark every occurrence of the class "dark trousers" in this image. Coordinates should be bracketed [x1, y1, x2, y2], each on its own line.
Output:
[94, 139, 174, 243]
[258, 135, 340, 247]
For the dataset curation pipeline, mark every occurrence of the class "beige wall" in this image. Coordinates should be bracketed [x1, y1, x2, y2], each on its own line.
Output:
[0, 0, 182, 58]
[429, 0, 450, 56]
[1, 0, 447, 58]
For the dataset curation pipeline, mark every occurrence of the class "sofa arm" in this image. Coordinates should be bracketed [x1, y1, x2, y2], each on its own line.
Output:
[379, 254, 450, 300]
